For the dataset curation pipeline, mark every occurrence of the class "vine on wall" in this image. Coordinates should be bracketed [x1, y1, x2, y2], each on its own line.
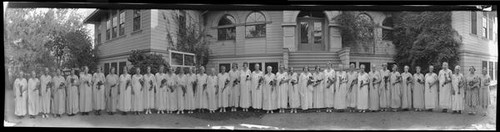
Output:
[335, 11, 376, 53]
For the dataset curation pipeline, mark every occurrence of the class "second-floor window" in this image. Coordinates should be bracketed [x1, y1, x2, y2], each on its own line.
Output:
[133, 10, 141, 31]
[245, 12, 266, 38]
[119, 10, 125, 36]
[382, 16, 393, 41]
[97, 24, 101, 44]
[112, 11, 118, 38]
[179, 10, 186, 37]
[471, 11, 477, 35]
[217, 15, 236, 41]
[482, 16, 487, 38]
[106, 18, 111, 40]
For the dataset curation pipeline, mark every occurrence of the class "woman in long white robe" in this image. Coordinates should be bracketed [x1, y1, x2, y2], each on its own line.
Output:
[40, 68, 52, 118]
[424, 66, 438, 111]
[155, 66, 167, 114]
[390, 64, 402, 111]
[106, 67, 119, 114]
[229, 64, 240, 112]
[167, 67, 177, 113]
[299, 67, 312, 110]
[347, 64, 358, 112]
[52, 70, 66, 117]
[357, 65, 370, 112]
[196, 66, 208, 112]
[143, 66, 156, 115]
[369, 65, 381, 112]
[28, 70, 40, 118]
[263, 66, 276, 113]
[451, 65, 465, 113]
[176, 68, 187, 114]
[334, 64, 348, 112]
[186, 67, 196, 113]
[413, 66, 425, 111]
[324, 64, 335, 113]
[239, 63, 252, 111]
[251, 64, 264, 110]
[93, 67, 106, 115]
[218, 66, 230, 112]
[119, 67, 132, 114]
[479, 68, 491, 115]
[277, 66, 289, 113]
[207, 68, 218, 113]
[288, 67, 300, 113]
[80, 66, 93, 115]
[465, 66, 480, 115]
[313, 66, 325, 112]
[439, 62, 453, 112]
[14, 71, 28, 117]
[67, 69, 79, 116]
[379, 64, 391, 112]
[401, 66, 413, 111]
[131, 67, 144, 115]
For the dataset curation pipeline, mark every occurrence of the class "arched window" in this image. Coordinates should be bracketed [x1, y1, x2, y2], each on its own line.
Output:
[355, 13, 374, 39]
[245, 12, 266, 38]
[217, 15, 236, 40]
[382, 17, 393, 41]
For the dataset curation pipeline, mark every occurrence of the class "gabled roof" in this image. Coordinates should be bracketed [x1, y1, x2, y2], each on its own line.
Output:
[83, 9, 110, 24]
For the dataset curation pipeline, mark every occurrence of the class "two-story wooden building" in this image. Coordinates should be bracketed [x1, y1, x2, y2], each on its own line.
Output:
[83, 9, 497, 82]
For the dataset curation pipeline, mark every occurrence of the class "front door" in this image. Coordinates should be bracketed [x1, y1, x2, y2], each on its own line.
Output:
[298, 18, 325, 51]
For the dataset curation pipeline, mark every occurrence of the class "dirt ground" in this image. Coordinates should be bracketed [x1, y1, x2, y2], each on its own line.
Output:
[4, 87, 496, 130]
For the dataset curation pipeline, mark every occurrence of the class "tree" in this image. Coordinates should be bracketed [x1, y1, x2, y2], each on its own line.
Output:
[392, 12, 462, 73]
[127, 50, 169, 75]
[336, 11, 376, 53]
[5, 8, 94, 77]
[165, 10, 212, 67]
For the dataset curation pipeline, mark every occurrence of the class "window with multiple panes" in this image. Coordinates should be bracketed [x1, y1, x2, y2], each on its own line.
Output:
[489, 61, 494, 79]
[119, 10, 125, 36]
[245, 12, 266, 38]
[359, 62, 371, 73]
[482, 16, 487, 38]
[96, 24, 101, 44]
[106, 18, 111, 40]
[489, 14, 493, 40]
[133, 10, 141, 31]
[249, 62, 262, 72]
[495, 62, 498, 80]
[104, 63, 110, 75]
[482, 61, 488, 74]
[298, 11, 325, 45]
[382, 17, 393, 41]
[111, 62, 117, 76]
[217, 15, 236, 40]
[112, 10, 118, 38]
[264, 62, 278, 74]
[219, 63, 231, 73]
[119, 61, 126, 75]
[471, 11, 477, 35]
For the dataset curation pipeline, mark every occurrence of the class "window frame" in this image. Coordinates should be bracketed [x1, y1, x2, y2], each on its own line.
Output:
[219, 63, 231, 73]
[382, 17, 394, 41]
[482, 16, 488, 38]
[245, 12, 267, 38]
[112, 10, 118, 38]
[119, 10, 125, 36]
[106, 18, 111, 40]
[471, 11, 477, 35]
[133, 10, 141, 32]
[217, 14, 237, 41]
[119, 61, 127, 75]
[298, 18, 325, 45]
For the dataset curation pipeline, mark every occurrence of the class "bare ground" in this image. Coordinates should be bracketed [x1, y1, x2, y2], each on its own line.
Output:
[4, 87, 496, 130]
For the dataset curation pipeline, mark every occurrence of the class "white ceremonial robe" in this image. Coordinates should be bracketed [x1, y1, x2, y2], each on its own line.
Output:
[93, 73, 106, 111]
[28, 78, 40, 115]
[119, 74, 132, 112]
[14, 78, 28, 116]
[67, 75, 79, 114]
[196, 74, 208, 109]
[177, 74, 187, 111]
[251, 71, 264, 109]
[424, 73, 438, 109]
[207, 75, 218, 111]
[439, 69, 453, 110]
[347, 72, 358, 108]
[40, 75, 52, 114]
[52, 76, 66, 114]
[390, 72, 401, 109]
[379, 70, 391, 109]
[239, 69, 252, 108]
[289, 72, 300, 108]
[357, 72, 370, 110]
[186, 74, 196, 110]
[413, 73, 425, 109]
[229, 70, 240, 107]
[324, 69, 335, 108]
[277, 72, 288, 109]
[313, 72, 325, 109]
[131, 74, 144, 112]
[80, 73, 93, 112]
[143, 74, 156, 110]
[218, 73, 230, 108]
[334, 71, 348, 110]
[167, 74, 177, 111]
[106, 74, 119, 112]
[299, 72, 313, 110]
[401, 72, 413, 109]
[369, 71, 380, 110]
[155, 73, 167, 111]
[263, 73, 276, 110]
[451, 73, 465, 111]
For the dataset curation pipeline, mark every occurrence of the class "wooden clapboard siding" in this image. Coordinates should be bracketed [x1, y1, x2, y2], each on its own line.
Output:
[97, 10, 152, 59]
[452, 11, 497, 57]
[264, 11, 284, 54]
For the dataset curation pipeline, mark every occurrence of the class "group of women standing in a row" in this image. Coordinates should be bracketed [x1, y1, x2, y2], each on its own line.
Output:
[13, 61, 492, 118]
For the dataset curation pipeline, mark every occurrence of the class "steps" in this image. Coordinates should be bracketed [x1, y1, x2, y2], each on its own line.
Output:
[288, 51, 342, 73]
